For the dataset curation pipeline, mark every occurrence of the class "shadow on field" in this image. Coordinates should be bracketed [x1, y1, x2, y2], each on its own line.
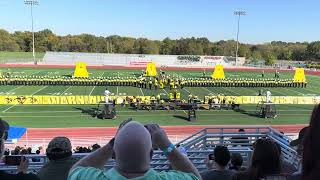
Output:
[173, 115, 190, 122]
[74, 107, 98, 117]
[237, 109, 260, 118]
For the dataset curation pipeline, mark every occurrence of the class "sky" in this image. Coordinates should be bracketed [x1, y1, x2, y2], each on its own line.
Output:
[0, 0, 319, 44]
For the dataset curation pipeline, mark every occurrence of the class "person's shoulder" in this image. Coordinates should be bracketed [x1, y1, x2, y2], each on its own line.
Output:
[201, 170, 233, 180]
[0, 171, 40, 180]
[158, 170, 199, 180]
[68, 166, 108, 180]
[232, 171, 251, 180]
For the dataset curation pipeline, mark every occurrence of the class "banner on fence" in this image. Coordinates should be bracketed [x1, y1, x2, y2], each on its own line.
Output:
[0, 96, 151, 105]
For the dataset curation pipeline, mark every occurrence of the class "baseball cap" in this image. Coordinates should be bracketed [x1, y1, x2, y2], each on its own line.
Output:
[46, 137, 72, 154]
[0, 119, 9, 140]
[290, 126, 309, 147]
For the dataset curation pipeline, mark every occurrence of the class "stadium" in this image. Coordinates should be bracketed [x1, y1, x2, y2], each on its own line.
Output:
[1, 1, 320, 180]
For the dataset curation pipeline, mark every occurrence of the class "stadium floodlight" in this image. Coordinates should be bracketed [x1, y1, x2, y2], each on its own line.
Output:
[24, 0, 39, 65]
[234, 10, 246, 66]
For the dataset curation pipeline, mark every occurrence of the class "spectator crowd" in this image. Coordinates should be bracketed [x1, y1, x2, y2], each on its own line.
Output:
[0, 104, 320, 180]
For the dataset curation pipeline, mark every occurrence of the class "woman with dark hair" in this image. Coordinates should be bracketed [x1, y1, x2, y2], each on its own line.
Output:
[302, 105, 320, 180]
[233, 138, 281, 180]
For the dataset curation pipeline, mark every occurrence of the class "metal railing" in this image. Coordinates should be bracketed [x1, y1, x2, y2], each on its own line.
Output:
[0, 126, 300, 173]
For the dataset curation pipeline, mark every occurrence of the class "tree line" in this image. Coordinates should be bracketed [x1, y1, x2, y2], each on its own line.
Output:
[0, 28, 320, 62]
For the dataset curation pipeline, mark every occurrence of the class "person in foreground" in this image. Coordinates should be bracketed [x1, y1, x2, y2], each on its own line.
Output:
[232, 138, 282, 180]
[0, 119, 39, 180]
[301, 104, 320, 180]
[201, 145, 233, 180]
[68, 120, 201, 180]
[37, 137, 78, 180]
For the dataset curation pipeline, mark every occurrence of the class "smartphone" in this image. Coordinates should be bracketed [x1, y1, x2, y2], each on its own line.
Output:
[5, 156, 22, 166]
[208, 154, 214, 160]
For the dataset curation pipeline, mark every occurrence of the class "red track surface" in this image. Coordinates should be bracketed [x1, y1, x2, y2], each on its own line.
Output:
[22, 124, 306, 141]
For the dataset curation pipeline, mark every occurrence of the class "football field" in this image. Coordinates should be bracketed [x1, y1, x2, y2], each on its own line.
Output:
[0, 67, 318, 128]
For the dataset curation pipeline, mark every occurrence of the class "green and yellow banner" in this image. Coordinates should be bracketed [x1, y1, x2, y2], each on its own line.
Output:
[0, 95, 319, 105]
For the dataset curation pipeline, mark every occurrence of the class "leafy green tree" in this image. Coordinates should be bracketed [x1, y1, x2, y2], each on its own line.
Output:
[0, 29, 20, 51]
[264, 53, 276, 65]
[306, 41, 320, 61]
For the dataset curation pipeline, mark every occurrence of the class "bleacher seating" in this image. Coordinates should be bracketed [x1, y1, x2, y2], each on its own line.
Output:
[0, 126, 299, 174]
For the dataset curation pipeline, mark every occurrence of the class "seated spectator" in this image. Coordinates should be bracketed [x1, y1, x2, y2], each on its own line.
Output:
[91, 144, 101, 152]
[274, 142, 297, 174]
[229, 153, 246, 172]
[301, 105, 320, 180]
[20, 148, 29, 155]
[288, 126, 309, 180]
[37, 137, 78, 180]
[233, 138, 281, 180]
[290, 126, 309, 157]
[31, 150, 41, 162]
[69, 120, 200, 179]
[201, 146, 233, 180]
[230, 129, 250, 146]
[0, 119, 39, 180]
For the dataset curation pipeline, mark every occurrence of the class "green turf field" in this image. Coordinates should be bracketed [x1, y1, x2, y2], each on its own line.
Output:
[0, 67, 318, 128]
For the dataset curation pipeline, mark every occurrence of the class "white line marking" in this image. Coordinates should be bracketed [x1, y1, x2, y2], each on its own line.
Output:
[60, 86, 72, 95]
[2, 104, 17, 113]
[6, 86, 23, 93]
[31, 86, 48, 96]
[89, 72, 104, 96]
[89, 86, 96, 96]
[221, 87, 241, 95]
[202, 87, 212, 94]
[182, 110, 188, 115]
[183, 88, 191, 94]
[162, 89, 169, 95]
[140, 88, 145, 96]
[284, 88, 303, 95]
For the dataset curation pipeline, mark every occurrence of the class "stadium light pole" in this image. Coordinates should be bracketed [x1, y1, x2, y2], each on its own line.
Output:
[24, 0, 39, 65]
[234, 10, 246, 66]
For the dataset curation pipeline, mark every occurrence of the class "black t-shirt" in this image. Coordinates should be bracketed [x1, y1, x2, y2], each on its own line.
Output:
[201, 169, 234, 180]
[0, 170, 39, 180]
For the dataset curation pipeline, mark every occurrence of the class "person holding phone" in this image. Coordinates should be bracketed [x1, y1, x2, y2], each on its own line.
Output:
[69, 119, 200, 180]
[0, 119, 39, 180]
[201, 146, 233, 180]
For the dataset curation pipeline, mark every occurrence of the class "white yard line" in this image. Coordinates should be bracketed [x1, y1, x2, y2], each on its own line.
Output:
[221, 87, 242, 95]
[182, 110, 188, 115]
[202, 87, 212, 94]
[89, 86, 96, 96]
[31, 86, 48, 96]
[2, 104, 18, 113]
[162, 89, 169, 95]
[60, 86, 72, 95]
[89, 72, 104, 96]
[283, 88, 303, 95]
[5, 86, 24, 93]
[183, 88, 191, 94]
[140, 88, 145, 96]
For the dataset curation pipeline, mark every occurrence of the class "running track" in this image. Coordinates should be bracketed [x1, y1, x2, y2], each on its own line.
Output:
[13, 125, 306, 148]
